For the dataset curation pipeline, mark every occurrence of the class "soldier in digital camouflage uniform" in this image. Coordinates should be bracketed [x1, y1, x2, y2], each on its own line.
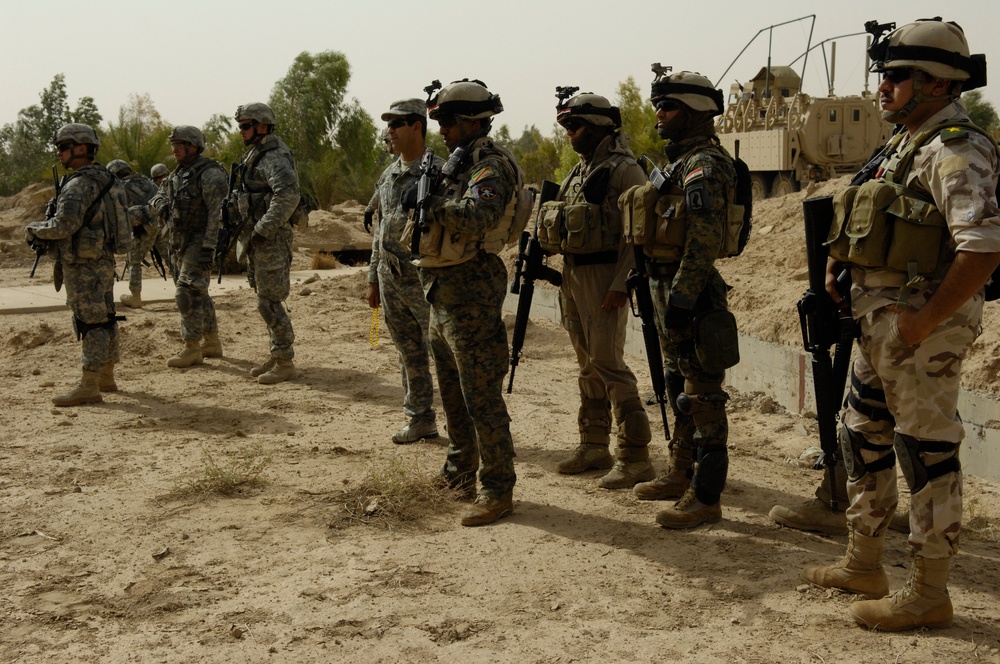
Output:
[545, 92, 654, 489]
[800, 18, 1000, 632]
[410, 79, 520, 526]
[619, 70, 740, 529]
[368, 99, 441, 444]
[363, 130, 394, 234]
[108, 159, 167, 309]
[154, 126, 227, 368]
[25, 124, 126, 406]
[234, 102, 300, 385]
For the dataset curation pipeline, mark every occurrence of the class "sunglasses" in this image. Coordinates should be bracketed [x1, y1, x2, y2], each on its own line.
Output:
[387, 118, 411, 130]
[436, 115, 458, 128]
[653, 98, 682, 112]
[561, 118, 587, 133]
[56, 142, 75, 153]
[881, 68, 913, 84]
[238, 121, 255, 131]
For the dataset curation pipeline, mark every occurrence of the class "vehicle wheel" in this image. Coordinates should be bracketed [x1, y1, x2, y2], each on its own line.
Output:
[750, 173, 770, 201]
[770, 173, 797, 198]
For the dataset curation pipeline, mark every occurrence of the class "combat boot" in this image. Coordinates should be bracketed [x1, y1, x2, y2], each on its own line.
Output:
[598, 455, 655, 489]
[201, 332, 223, 358]
[120, 291, 143, 309]
[392, 416, 439, 444]
[655, 487, 722, 529]
[167, 340, 204, 368]
[599, 397, 654, 489]
[850, 556, 953, 631]
[769, 498, 848, 536]
[97, 363, 118, 392]
[556, 444, 614, 474]
[633, 442, 694, 500]
[460, 492, 513, 527]
[249, 357, 276, 378]
[802, 530, 889, 597]
[52, 370, 102, 407]
[258, 358, 297, 385]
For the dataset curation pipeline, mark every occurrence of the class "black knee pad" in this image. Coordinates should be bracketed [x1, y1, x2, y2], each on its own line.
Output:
[895, 433, 961, 493]
[840, 425, 895, 482]
[693, 444, 728, 504]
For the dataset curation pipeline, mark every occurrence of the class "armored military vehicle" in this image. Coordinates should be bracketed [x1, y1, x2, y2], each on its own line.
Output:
[715, 17, 893, 199]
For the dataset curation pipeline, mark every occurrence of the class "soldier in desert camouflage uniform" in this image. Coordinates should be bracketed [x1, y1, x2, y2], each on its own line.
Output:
[25, 124, 126, 406]
[234, 102, 300, 385]
[800, 18, 1000, 632]
[368, 99, 441, 444]
[409, 79, 521, 526]
[108, 160, 166, 309]
[619, 69, 740, 529]
[156, 126, 227, 368]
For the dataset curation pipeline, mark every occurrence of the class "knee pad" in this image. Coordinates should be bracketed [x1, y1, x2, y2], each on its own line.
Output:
[895, 433, 961, 493]
[257, 298, 280, 326]
[840, 425, 896, 482]
[665, 370, 687, 419]
[693, 444, 729, 504]
[175, 284, 196, 317]
[676, 388, 728, 417]
[618, 408, 652, 446]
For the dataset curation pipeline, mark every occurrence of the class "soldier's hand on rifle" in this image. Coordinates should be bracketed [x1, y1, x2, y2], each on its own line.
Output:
[364, 208, 375, 233]
[663, 302, 694, 330]
[25, 221, 47, 246]
[400, 181, 419, 211]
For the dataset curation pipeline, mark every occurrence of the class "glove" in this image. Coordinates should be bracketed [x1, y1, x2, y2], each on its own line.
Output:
[24, 226, 36, 245]
[400, 181, 419, 211]
[364, 208, 374, 233]
[132, 224, 148, 239]
[663, 302, 694, 330]
[198, 246, 215, 266]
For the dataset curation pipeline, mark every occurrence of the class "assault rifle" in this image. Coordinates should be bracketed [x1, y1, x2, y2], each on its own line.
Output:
[408, 145, 467, 261]
[215, 162, 240, 283]
[797, 196, 856, 512]
[507, 180, 562, 393]
[30, 166, 62, 278]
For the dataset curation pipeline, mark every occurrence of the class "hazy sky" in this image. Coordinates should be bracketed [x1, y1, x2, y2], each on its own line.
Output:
[4, 1, 998, 140]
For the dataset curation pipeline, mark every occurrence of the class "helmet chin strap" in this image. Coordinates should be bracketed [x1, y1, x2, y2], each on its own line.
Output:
[882, 70, 954, 123]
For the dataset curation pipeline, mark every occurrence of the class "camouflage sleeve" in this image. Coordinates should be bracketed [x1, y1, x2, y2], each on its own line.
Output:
[253, 150, 300, 239]
[30, 175, 97, 241]
[919, 132, 1000, 254]
[669, 151, 729, 310]
[368, 168, 389, 284]
[430, 154, 516, 235]
[609, 160, 648, 292]
[200, 164, 229, 251]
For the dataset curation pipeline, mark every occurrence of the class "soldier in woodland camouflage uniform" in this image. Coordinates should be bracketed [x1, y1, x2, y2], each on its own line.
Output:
[409, 79, 519, 526]
[619, 70, 740, 529]
[800, 18, 1000, 632]
[108, 160, 167, 309]
[546, 92, 654, 489]
[234, 102, 300, 385]
[25, 124, 125, 406]
[155, 126, 227, 368]
[368, 99, 441, 444]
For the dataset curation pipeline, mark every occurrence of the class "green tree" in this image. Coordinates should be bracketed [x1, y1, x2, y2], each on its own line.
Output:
[101, 93, 172, 176]
[616, 76, 660, 165]
[962, 90, 1000, 137]
[72, 96, 102, 127]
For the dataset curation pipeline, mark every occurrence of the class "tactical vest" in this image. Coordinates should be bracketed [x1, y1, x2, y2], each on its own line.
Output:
[826, 121, 999, 281]
[240, 136, 309, 226]
[168, 156, 226, 233]
[61, 166, 130, 261]
[538, 153, 629, 255]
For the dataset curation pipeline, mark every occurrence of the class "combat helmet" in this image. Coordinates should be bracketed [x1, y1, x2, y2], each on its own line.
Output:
[649, 66, 725, 116]
[107, 159, 133, 178]
[427, 79, 503, 121]
[235, 102, 277, 126]
[150, 163, 169, 179]
[866, 17, 986, 90]
[169, 125, 206, 149]
[53, 123, 101, 149]
[556, 90, 622, 129]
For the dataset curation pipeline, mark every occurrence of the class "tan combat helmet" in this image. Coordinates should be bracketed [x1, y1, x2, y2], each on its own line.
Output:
[54, 123, 101, 150]
[556, 90, 622, 128]
[649, 65, 725, 116]
[427, 79, 504, 121]
[866, 17, 986, 90]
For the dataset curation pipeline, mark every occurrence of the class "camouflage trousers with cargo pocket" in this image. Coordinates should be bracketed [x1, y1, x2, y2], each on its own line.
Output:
[64, 258, 120, 372]
[248, 226, 294, 360]
[841, 292, 980, 560]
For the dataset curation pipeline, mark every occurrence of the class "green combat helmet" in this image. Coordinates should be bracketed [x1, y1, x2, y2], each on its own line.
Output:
[556, 91, 622, 128]
[169, 125, 206, 149]
[427, 79, 503, 121]
[650, 65, 725, 116]
[150, 163, 169, 179]
[235, 102, 276, 126]
[107, 159, 133, 178]
[54, 123, 100, 149]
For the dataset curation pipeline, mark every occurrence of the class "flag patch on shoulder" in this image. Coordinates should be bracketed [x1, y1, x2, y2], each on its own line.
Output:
[684, 168, 704, 186]
[471, 166, 495, 183]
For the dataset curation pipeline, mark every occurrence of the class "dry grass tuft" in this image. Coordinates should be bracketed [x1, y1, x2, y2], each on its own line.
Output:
[311, 252, 340, 270]
[166, 444, 272, 499]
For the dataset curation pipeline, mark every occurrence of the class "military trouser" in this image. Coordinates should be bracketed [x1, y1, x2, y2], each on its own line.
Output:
[248, 227, 294, 360]
[127, 224, 169, 293]
[421, 253, 515, 498]
[561, 262, 646, 447]
[64, 259, 120, 372]
[651, 270, 731, 505]
[173, 241, 218, 342]
[377, 260, 434, 420]
[841, 298, 978, 559]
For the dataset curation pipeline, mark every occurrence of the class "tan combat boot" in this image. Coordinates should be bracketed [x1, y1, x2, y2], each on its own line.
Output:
[598, 398, 654, 489]
[201, 332, 223, 358]
[634, 442, 694, 500]
[849, 556, 953, 631]
[392, 416, 439, 444]
[167, 339, 204, 368]
[802, 530, 890, 597]
[249, 357, 276, 378]
[257, 358, 296, 385]
[655, 487, 722, 529]
[770, 498, 848, 536]
[120, 291, 143, 309]
[52, 370, 102, 407]
[98, 363, 118, 392]
[556, 444, 614, 474]
[460, 492, 513, 527]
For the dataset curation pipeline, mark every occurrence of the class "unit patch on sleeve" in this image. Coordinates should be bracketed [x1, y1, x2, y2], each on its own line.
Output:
[474, 184, 499, 201]
[683, 167, 705, 187]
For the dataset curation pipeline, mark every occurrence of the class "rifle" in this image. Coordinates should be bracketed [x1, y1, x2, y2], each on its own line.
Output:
[507, 180, 562, 393]
[215, 162, 240, 283]
[409, 148, 441, 261]
[625, 245, 671, 443]
[30, 166, 62, 278]
[797, 196, 856, 513]
[150, 245, 167, 280]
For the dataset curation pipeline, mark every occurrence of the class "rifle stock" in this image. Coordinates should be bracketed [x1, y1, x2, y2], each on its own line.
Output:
[507, 180, 561, 393]
[30, 166, 62, 279]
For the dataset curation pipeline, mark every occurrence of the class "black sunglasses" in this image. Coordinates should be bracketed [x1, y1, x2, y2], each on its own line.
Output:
[387, 118, 412, 130]
[56, 142, 75, 152]
[561, 118, 587, 133]
[881, 68, 913, 84]
[436, 115, 458, 128]
[653, 98, 682, 112]
[238, 121, 255, 131]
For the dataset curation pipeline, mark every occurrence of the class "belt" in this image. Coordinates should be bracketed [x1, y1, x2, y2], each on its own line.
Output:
[646, 260, 679, 278]
[564, 251, 618, 267]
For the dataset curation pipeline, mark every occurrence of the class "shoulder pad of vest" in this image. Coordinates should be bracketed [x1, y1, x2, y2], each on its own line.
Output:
[940, 126, 969, 142]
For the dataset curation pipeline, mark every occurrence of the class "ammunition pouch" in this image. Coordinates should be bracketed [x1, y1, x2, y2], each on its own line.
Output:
[693, 309, 740, 373]
[73, 313, 123, 341]
[620, 182, 661, 246]
[538, 200, 617, 255]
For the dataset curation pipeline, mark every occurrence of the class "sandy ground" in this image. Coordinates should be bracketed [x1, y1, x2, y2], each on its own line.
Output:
[2, 192, 1000, 663]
